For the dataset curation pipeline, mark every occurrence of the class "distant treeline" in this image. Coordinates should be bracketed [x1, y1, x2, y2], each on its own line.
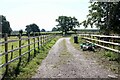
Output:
[8, 29, 99, 36]
[75, 29, 99, 32]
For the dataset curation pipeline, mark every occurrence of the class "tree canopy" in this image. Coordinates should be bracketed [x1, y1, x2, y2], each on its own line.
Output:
[19, 29, 23, 35]
[41, 28, 46, 32]
[52, 27, 60, 31]
[25, 23, 40, 34]
[0, 15, 12, 34]
[80, 2, 120, 34]
[56, 16, 79, 35]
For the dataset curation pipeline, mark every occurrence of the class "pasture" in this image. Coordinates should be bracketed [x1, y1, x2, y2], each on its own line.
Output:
[0, 34, 57, 78]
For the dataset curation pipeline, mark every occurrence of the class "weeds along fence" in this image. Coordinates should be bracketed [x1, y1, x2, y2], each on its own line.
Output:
[0, 33, 55, 77]
[79, 34, 120, 53]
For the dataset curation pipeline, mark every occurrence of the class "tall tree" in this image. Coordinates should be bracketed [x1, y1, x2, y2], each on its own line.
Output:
[80, 2, 120, 34]
[25, 23, 40, 34]
[56, 16, 79, 35]
[0, 15, 12, 34]
[41, 28, 46, 32]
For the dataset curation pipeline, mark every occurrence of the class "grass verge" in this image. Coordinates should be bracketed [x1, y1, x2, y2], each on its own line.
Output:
[3, 36, 60, 79]
[70, 35, 119, 75]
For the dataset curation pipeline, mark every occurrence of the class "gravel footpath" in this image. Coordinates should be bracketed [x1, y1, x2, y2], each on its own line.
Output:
[32, 38, 118, 78]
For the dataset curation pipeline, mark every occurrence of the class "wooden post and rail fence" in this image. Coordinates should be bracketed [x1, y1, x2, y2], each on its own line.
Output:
[79, 34, 120, 53]
[0, 33, 55, 77]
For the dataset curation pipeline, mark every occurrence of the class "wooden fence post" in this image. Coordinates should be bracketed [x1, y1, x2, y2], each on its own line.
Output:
[45, 35, 47, 43]
[112, 38, 114, 49]
[33, 33, 36, 57]
[37, 33, 40, 50]
[4, 33, 8, 75]
[44, 35, 46, 44]
[40, 35, 42, 47]
[43, 35, 44, 44]
[100, 37, 102, 46]
[19, 34, 22, 62]
[46, 35, 47, 43]
[11, 45, 13, 60]
[97, 36, 99, 45]
[28, 34, 30, 62]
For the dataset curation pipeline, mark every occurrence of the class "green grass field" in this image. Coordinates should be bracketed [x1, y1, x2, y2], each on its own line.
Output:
[0, 35, 60, 79]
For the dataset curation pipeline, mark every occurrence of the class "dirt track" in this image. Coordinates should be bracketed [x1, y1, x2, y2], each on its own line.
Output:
[32, 38, 117, 78]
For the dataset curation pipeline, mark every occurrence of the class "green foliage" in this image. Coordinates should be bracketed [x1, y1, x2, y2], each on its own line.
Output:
[70, 36, 119, 62]
[56, 16, 80, 35]
[19, 29, 23, 35]
[25, 23, 40, 34]
[52, 27, 59, 31]
[15, 37, 59, 79]
[41, 28, 46, 32]
[104, 51, 119, 61]
[0, 15, 12, 34]
[70, 36, 119, 74]
[80, 2, 120, 34]
[0, 36, 59, 79]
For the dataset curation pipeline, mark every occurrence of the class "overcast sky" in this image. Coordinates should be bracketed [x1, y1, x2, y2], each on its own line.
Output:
[0, 0, 92, 31]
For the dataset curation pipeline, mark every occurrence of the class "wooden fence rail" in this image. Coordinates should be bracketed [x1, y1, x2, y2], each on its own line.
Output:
[79, 34, 120, 53]
[0, 33, 55, 77]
